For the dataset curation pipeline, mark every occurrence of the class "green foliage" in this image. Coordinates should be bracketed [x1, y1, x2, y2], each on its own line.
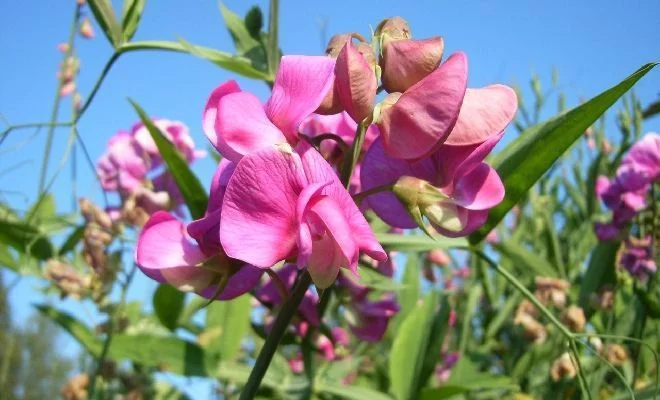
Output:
[153, 284, 186, 331]
[471, 62, 659, 243]
[130, 99, 209, 219]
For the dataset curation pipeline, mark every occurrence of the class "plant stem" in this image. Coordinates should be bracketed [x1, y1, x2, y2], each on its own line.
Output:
[352, 183, 394, 203]
[339, 121, 367, 188]
[38, 5, 80, 194]
[267, 0, 280, 76]
[87, 263, 137, 399]
[74, 52, 120, 122]
[240, 271, 312, 400]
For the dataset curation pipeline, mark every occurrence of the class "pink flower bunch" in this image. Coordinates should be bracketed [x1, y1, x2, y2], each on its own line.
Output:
[134, 16, 514, 330]
[97, 119, 205, 220]
[595, 133, 659, 280]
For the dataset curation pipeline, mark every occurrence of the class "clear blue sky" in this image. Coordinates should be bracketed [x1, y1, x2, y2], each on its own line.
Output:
[1, 0, 659, 394]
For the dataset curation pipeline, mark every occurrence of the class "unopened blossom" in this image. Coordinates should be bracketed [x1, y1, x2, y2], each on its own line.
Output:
[620, 237, 657, 281]
[334, 40, 378, 123]
[377, 16, 444, 93]
[57, 42, 69, 53]
[61, 374, 89, 400]
[436, 352, 460, 383]
[45, 259, 90, 299]
[515, 313, 547, 344]
[515, 299, 539, 321]
[348, 296, 400, 342]
[561, 305, 586, 332]
[60, 81, 76, 97]
[136, 161, 263, 300]
[590, 285, 615, 311]
[534, 276, 570, 308]
[220, 142, 386, 288]
[79, 18, 95, 39]
[427, 249, 450, 266]
[603, 344, 628, 366]
[203, 56, 334, 163]
[550, 353, 577, 382]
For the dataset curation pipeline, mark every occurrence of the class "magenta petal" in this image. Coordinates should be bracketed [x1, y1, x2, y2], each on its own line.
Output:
[295, 181, 330, 269]
[431, 208, 489, 238]
[297, 143, 387, 261]
[335, 42, 377, 123]
[378, 52, 468, 160]
[445, 85, 518, 146]
[214, 92, 287, 162]
[265, 55, 336, 142]
[220, 146, 305, 267]
[198, 265, 264, 300]
[452, 163, 505, 210]
[203, 81, 241, 152]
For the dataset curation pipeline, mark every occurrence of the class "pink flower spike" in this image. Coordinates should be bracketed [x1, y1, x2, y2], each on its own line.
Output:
[221, 143, 385, 288]
[444, 84, 518, 146]
[377, 52, 468, 160]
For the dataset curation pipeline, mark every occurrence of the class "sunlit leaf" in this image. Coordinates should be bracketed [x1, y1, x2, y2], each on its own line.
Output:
[0, 219, 54, 261]
[120, 0, 145, 41]
[129, 99, 208, 219]
[87, 0, 123, 46]
[376, 233, 467, 252]
[203, 294, 252, 361]
[153, 284, 186, 331]
[493, 240, 558, 278]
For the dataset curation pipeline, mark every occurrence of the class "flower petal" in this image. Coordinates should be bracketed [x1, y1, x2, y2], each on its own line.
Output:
[378, 52, 467, 160]
[430, 208, 489, 238]
[198, 264, 264, 300]
[265, 55, 336, 142]
[220, 145, 305, 267]
[214, 92, 286, 162]
[335, 42, 377, 123]
[203, 80, 241, 151]
[452, 163, 505, 210]
[444, 84, 518, 146]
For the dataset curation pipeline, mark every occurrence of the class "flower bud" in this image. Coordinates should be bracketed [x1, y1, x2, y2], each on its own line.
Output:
[603, 344, 628, 366]
[61, 373, 89, 400]
[57, 43, 69, 53]
[550, 353, 577, 382]
[380, 36, 444, 93]
[79, 18, 95, 39]
[60, 81, 76, 97]
[334, 41, 378, 123]
[375, 17, 411, 46]
[427, 249, 450, 266]
[326, 34, 352, 58]
[561, 305, 586, 332]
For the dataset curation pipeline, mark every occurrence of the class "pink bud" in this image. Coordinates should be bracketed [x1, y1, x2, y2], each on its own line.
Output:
[587, 138, 596, 149]
[375, 17, 411, 44]
[335, 41, 377, 123]
[485, 229, 499, 244]
[381, 37, 444, 93]
[60, 81, 76, 97]
[79, 18, 95, 39]
[73, 93, 82, 111]
[427, 249, 450, 266]
[448, 309, 457, 327]
[326, 34, 352, 58]
[57, 43, 70, 53]
[601, 139, 612, 154]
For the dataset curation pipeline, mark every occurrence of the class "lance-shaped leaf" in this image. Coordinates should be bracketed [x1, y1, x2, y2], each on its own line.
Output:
[493, 240, 558, 278]
[0, 219, 53, 260]
[376, 233, 467, 252]
[120, 0, 145, 42]
[200, 294, 252, 361]
[87, 0, 123, 47]
[129, 99, 208, 219]
[153, 284, 186, 331]
[470, 62, 658, 243]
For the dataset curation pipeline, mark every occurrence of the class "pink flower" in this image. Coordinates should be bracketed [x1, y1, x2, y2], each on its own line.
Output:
[622, 133, 660, 181]
[349, 296, 400, 342]
[380, 36, 445, 93]
[334, 40, 378, 123]
[203, 56, 335, 163]
[97, 132, 148, 193]
[220, 142, 386, 288]
[427, 249, 450, 266]
[361, 132, 506, 237]
[132, 119, 206, 167]
[135, 162, 263, 300]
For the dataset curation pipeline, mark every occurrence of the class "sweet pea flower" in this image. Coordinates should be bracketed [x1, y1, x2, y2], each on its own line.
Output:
[361, 132, 506, 237]
[620, 237, 657, 281]
[203, 56, 335, 163]
[97, 132, 148, 194]
[349, 296, 400, 342]
[220, 142, 386, 288]
[135, 161, 263, 300]
[333, 40, 378, 123]
[132, 119, 206, 167]
[621, 132, 660, 180]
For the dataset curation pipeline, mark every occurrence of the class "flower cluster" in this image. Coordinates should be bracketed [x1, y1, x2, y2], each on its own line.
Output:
[595, 132, 659, 279]
[97, 119, 205, 226]
[134, 16, 515, 327]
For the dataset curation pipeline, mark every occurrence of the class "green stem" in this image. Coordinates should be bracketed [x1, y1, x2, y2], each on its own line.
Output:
[74, 52, 120, 121]
[339, 121, 367, 188]
[352, 183, 394, 203]
[38, 5, 80, 194]
[240, 271, 312, 400]
[633, 311, 648, 384]
[87, 263, 137, 399]
[267, 0, 280, 76]
[569, 339, 593, 400]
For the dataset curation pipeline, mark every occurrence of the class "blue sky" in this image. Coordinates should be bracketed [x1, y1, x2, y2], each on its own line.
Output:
[1, 0, 659, 394]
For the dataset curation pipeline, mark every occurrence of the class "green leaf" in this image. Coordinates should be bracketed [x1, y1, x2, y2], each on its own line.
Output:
[389, 291, 439, 400]
[347, 264, 402, 292]
[87, 0, 123, 46]
[578, 240, 619, 310]
[376, 233, 467, 252]
[177, 38, 272, 81]
[203, 294, 252, 360]
[0, 244, 18, 271]
[0, 219, 54, 260]
[58, 225, 85, 255]
[470, 62, 659, 243]
[120, 0, 145, 41]
[36, 305, 212, 376]
[244, 6, 264, 39]
[315, 381, 394, 400]
[220, 3, 267, 72]
[129, 99, 208, 219]
[394, 253, 420, 332]
[493, 240, 558, 277]
[419, 296, 451, 389]
[153, 284, 186, 331]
